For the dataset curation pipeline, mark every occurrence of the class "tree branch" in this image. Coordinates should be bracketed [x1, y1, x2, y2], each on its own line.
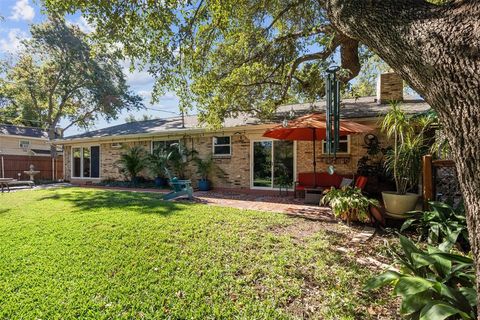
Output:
[265, 0, 306, 33]
[280, 35, 341, 101]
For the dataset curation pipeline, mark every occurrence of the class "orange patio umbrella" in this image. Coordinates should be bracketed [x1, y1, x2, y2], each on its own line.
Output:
[263, 113, 373, 186]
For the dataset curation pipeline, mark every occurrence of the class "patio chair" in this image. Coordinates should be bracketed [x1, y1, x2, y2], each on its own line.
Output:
[354, 176, 368, 191]
[163, 168, 193, 200]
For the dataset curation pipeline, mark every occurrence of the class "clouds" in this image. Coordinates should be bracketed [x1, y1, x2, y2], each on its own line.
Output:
[0, 28, 28, 53]
[10, 0, 35, 22]
[67, 16, 95, 34]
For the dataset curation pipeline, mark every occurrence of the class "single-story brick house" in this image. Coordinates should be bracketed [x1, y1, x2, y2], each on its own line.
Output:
[57, 73, 430, 192]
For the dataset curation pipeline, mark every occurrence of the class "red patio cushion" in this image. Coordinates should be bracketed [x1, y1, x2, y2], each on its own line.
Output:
[296, 172, 352, 189]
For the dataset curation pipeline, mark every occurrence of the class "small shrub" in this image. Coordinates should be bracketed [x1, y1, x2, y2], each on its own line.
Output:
[321, 186, 379, 224]
[116, 145, 146, 183]
[401, 201, 469, 252]
[365, 235, 477, 319]
[146, 147, 169, 178]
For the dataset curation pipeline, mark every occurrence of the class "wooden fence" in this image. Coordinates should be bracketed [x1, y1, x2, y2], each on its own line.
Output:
[0, 155, 63, 181]
[422, 155, 461, 207]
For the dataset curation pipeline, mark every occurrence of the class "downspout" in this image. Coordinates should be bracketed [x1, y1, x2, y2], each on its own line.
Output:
[1, 156, 4, 178]
[52, 156, 55, 181]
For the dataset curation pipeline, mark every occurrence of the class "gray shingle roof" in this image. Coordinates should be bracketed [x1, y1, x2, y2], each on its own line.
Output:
[0, 124, 49, 139]
[63, 96, 430, 141]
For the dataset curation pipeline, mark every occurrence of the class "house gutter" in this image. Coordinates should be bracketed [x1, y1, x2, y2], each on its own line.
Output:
[0, 134, 50, 141]
[54, 124, 276, 145]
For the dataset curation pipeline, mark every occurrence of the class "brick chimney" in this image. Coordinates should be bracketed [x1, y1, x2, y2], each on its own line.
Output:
[376, 72, 403, 104]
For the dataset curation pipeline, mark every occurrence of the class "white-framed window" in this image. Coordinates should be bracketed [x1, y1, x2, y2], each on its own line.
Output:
[322, 135, 350, 154]
[152, 140, 179, 152]
[72, 146, 100, 178]
[19, 140, 30, 149]
[213, 136, 231, 156]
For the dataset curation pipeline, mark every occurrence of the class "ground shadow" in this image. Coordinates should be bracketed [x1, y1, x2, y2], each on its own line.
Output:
[0, 208, 10, 214]
[39, 189, 193, 216]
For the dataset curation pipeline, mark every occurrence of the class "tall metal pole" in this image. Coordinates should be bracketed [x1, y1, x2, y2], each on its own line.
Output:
[333, 71, 340, 158]
[326, 73, 332, 155]
[312, 128, 317, 187]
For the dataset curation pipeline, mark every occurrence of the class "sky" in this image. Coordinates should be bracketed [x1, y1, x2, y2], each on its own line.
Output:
[0, 0, 182, 136]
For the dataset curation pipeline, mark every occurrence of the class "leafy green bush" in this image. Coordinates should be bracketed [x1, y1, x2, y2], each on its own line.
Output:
[321, 186, 379, 224]
[146, 147, 169, 178]
[401, 201, 469, 252]
[380, 102, 433, 194]
[164, 143, 197, 179]
[116, 145, 146, 183]
[365, 236, 476, 319]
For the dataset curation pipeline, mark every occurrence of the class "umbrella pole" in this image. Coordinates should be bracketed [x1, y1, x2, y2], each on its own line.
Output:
[312, 128, 317, 187]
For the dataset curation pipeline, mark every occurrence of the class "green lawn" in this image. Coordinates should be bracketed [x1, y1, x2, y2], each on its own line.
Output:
[0, 188, 390, 319]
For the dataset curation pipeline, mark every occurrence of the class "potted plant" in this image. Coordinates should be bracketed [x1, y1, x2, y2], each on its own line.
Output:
[321, 186, 379, 224]
[146, 147, 169, 187]
[194, 155, 225, 191]
[116, 145, 146, 185]
[380, 102, 431, 215]
[194, 157, 214, 191]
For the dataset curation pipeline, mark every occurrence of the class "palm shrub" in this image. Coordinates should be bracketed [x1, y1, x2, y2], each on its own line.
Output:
[365, 235, 477, 319]
[380, 102, 433, 194]
[321, 186, 379, 224]
[116, 145, 146, 184]
[194, 157, 214, 181]
[165, 143, 196, 179]
[401, 201, 469, 252]
[146, 147, 169, 179]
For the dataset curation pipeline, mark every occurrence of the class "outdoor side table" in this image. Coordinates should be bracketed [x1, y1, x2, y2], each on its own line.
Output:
[278, 183, 290, 196]
[304, 187, 323, 205]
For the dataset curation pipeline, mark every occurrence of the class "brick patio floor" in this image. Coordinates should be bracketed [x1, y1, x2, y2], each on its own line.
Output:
[75, 185, 335, 222]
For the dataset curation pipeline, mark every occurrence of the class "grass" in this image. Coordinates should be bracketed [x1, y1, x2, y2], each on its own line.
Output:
[0, 187, 390, 319]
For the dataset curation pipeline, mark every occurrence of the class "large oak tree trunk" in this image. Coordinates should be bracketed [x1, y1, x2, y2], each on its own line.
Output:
[325, 0, 480, 310]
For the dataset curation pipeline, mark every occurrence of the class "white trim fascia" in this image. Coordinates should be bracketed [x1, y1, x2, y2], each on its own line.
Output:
[1, 134, 50, 141]
[55, 124, 276, 145]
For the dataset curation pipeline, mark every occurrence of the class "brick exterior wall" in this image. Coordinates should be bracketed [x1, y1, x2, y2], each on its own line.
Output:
[295, 126, 391, 177]
[184, 134, 251, 189]
[376, 72, 403, 103]
[63, 123, 389, 188]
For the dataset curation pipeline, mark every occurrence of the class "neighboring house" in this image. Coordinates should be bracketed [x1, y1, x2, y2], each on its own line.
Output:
[57, 73, 430, 191]
[0, 124, 63, 180]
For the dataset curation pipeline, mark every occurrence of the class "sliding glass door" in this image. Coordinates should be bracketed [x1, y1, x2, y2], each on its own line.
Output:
[252, 140, 294, 189]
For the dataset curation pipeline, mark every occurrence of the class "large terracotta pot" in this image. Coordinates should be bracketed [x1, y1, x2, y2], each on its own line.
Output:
[382, 191, 419, 215]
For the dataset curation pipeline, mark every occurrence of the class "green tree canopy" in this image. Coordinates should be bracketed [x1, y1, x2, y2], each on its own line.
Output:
[0, 16, 143, 140]
[44, 0, 372, 127]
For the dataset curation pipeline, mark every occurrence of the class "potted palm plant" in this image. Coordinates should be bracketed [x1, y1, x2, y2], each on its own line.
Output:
[194, 157, 214, 191]
[116, 145, 146, 185]
[194, 155, 225, 191]
[380, 102, 431, 215]
[146, 147, 169, 187]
